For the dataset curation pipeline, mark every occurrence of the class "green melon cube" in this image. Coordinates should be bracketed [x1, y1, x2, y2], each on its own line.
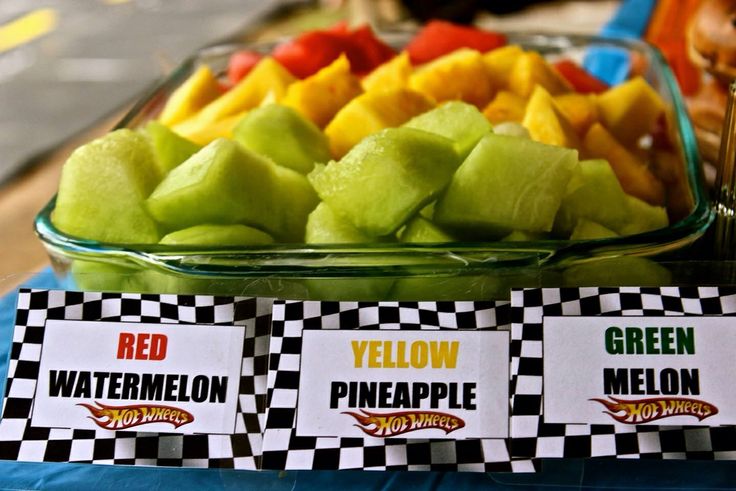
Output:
[146, 121, 201, 175]
[569, 219, 618, 240]
[160, 223, 274, 246]
[618, 195, 669, 235]
[306, 202, 373, 244]
[403, 101, 492, 158]
[308, 127, 460, 236]
[399, 216, 455, 243]
[554, 159, 630, 235]
[233, 104, 331, 174]
[146, 138, 317, 241]
[52, 129, 161, 243]
[434, 133, 578, 236]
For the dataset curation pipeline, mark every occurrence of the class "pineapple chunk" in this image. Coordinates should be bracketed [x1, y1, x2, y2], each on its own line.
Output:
[553, 92, 599, 136]
[158, 65, 222, 126]
[509, 51, 572, 98]
[583, 123, 665, 205]
[596, 76, 665, 145]
[281, 54, 363, 128]
[409, 48, 494, 108]
[325, 88, 434, 158]
[522, 85, 581, 149]
[361, 52, 412, 92]
[173, 110, 247, 145]
[483, 90, 527, 124]
[483, 44, 524, 91]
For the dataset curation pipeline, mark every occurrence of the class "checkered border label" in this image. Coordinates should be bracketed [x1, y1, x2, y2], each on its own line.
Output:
[261, 300, 536, 473]
[0, 289, 272, 469]
[510, 286, 736, 460]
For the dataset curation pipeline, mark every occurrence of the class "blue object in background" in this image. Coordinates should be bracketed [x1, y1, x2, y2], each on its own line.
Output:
[583, 0, 657, 85]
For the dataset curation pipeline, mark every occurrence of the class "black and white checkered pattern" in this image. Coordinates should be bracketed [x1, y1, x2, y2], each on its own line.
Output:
[510, 286, 736, 460]
[261, 300, 535, 473]
[0, 289, 272, 469]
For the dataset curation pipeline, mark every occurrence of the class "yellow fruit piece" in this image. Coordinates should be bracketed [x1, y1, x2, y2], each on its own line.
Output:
[173, 110, 247, 146]
[509, 51, 573, 98]
[281, 54, 363, 128]
[361, 52, 412, 92]
[325, 88, 435, 158]
[482, 90, 527, 124]
[185, 57, 295, 130]
[553, 92, 599, 135]
[409, 48, 494, 108]
[483, 44, 524, 91]
[583, 123, 665, 205]
[158, 65, 222, 126]
[522, 85, 581, 149]
[596, 76, 665, 145]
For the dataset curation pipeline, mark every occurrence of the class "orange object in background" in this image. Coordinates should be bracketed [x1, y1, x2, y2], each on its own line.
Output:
[644, 0, 703, 96]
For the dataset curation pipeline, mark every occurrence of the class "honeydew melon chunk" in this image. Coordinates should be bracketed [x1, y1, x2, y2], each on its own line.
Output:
[160, 224, 274, 246]
[146, 121, 201, 175]
[146, 138, 316, 242]
[232, 104, 330, 174]
[563, 256, 671, 287]
[569, 220, 618, 240]
[399, 216, 454, 243]
[306, 202, 373, 243]
[52, 129, 161, 244]
[502, 230, 546, 241]
[617, 195, 669, 235]
[308, 127, 460, 236]
[434, 133, 578, 236]
[403, 101, 492, 159]
[554, 159, 630, 236]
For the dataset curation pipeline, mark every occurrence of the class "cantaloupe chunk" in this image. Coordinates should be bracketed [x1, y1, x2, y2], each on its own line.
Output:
[361, 52, 412, 92]
[509, 51, 573, 98]
[281, 54, 363, 128]
[326, 88, 434, 158]
[409, 48, 495, 108]
[583, 123, 665, 205]
[522, 85, 581, 149]
[596, 76, 665, 145]
[158, 65, 222, 126]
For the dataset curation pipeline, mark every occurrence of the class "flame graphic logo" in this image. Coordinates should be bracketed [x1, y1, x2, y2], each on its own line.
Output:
[78, 401, 194, 430]
[343, 409, 465, 437]
[590, 396, 718, 424]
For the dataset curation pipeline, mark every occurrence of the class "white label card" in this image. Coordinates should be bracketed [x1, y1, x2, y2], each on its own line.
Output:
[544, 316, 736, 425]
[296, 330, 509, 439]
[32, 320, 245, 434]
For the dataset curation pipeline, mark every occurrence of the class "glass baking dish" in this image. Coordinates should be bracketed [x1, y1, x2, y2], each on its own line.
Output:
[34, 31, 712, 301]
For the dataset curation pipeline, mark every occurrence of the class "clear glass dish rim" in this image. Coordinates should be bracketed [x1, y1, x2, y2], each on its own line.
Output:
[33, 31, 713, 276]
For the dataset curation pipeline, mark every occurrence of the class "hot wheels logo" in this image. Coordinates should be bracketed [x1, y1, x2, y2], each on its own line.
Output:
[343, 409, 465, 437]
[590, 396, 718, 424]
[78, 401, 194, 430]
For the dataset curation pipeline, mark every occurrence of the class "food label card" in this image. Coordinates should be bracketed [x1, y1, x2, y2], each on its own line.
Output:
[0, 290, 272, 470]
[297, 329, 508, 439]
[33, 319, 245, 434]
[510, 286, 736, 460]
[262, 300, 536, 473]
[544, 316, 736, 426]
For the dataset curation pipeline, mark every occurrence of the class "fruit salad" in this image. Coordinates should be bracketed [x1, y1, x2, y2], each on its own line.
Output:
[49, 21, 694, 255]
